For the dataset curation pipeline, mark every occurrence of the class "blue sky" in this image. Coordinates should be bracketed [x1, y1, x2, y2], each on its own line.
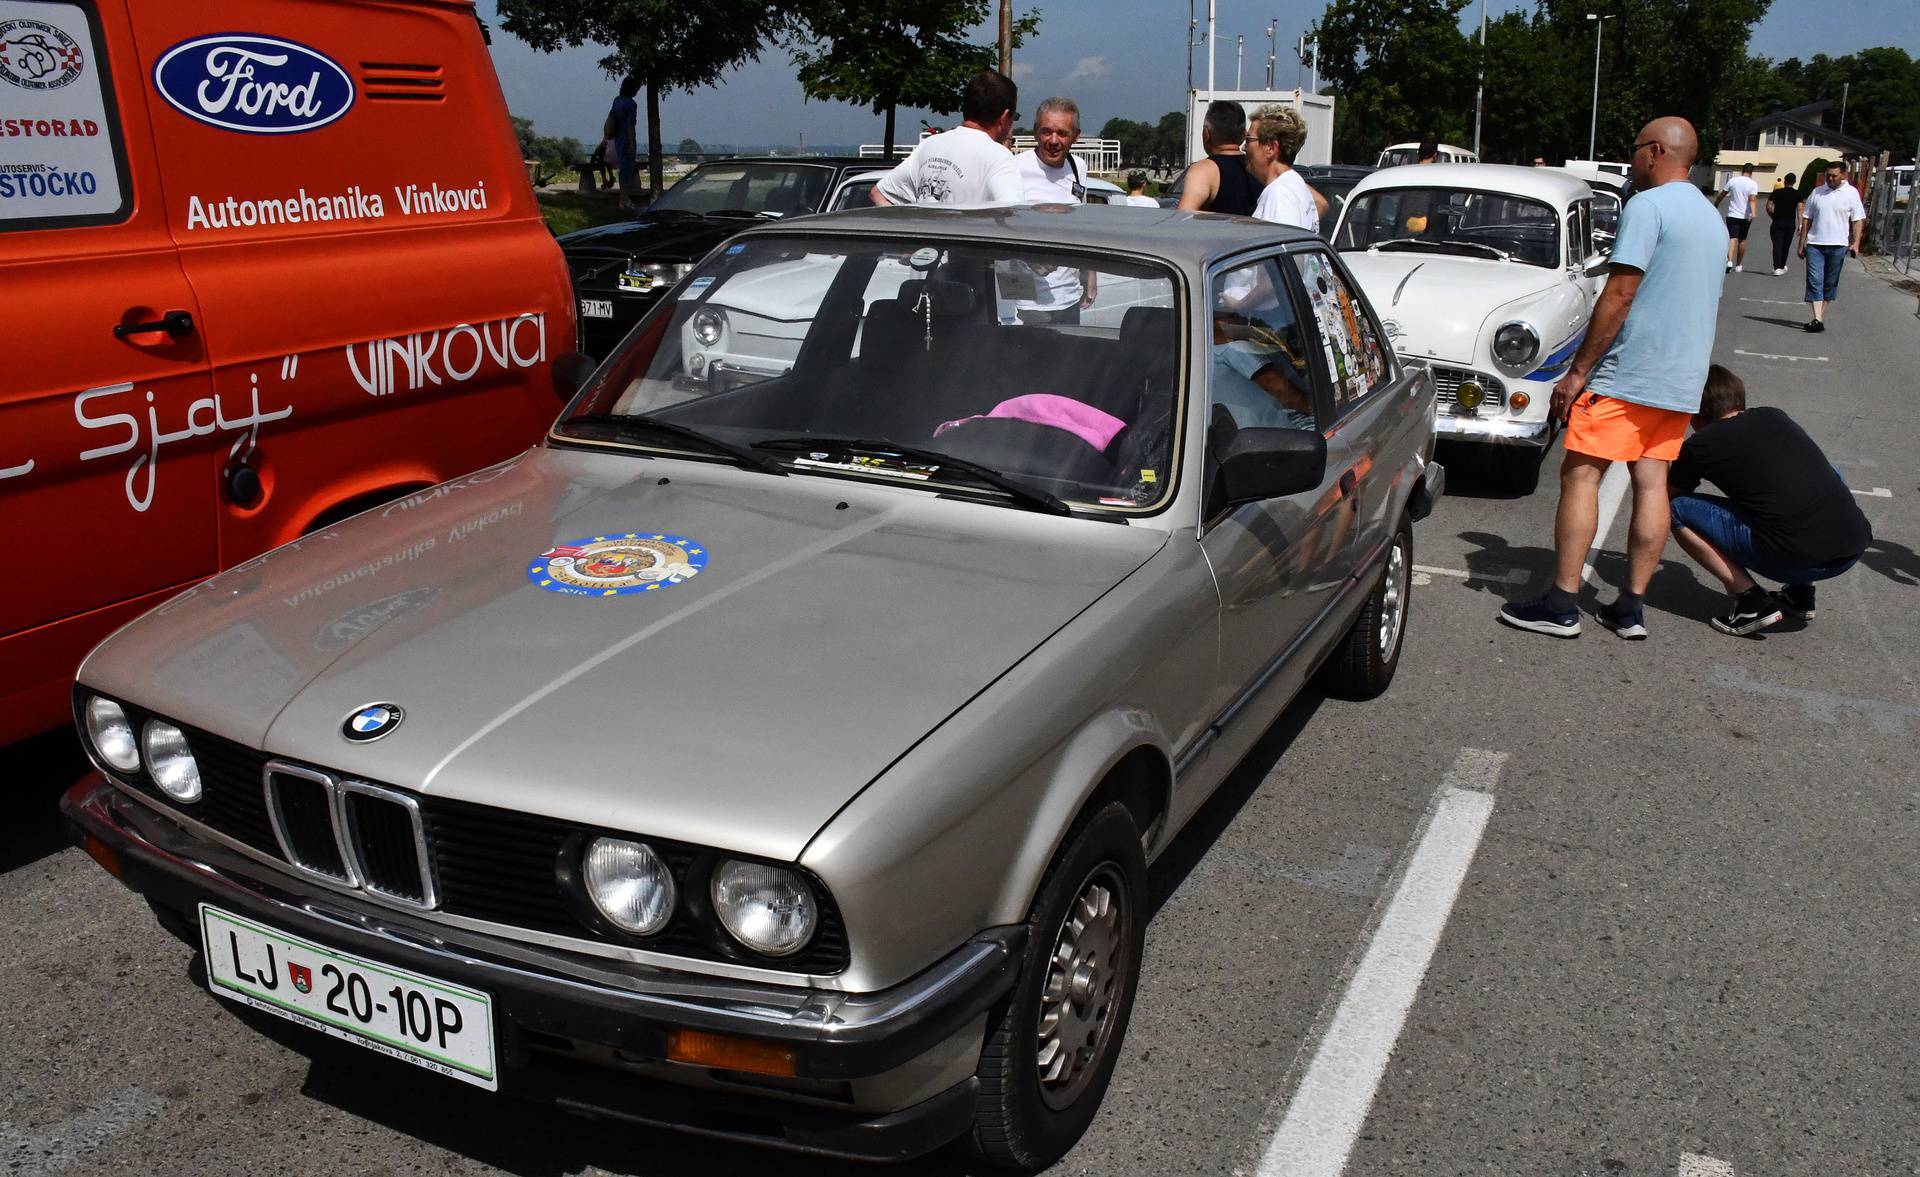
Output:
[482, 0, 1920, 149]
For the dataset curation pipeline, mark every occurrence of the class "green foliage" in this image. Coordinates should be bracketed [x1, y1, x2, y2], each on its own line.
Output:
[537, 190, 633, 236]
[511, 115, 585, 175]
[1761, 48, 1920, 157]
[1099, 113, 1186, 169]
[1313, 0, 1475, 163]
[495, 0, 800, 192]
[677, 137, 703, 155]
[788, 0, 1038, 155]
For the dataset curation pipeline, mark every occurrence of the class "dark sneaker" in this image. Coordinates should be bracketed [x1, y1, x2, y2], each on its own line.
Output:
[1598, 599, 1648, 640]
[1776, 583, 1816, 621]
[1499, 595, 1581, 638]
[1810, 320, 1826, 333]
[1711, 589, 1784, 636]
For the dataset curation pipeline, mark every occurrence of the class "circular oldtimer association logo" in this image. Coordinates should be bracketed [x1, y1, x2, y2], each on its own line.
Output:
[526, 532, 708, 598]
[342, 703, 404, 742]
[0, 19, 87, 91]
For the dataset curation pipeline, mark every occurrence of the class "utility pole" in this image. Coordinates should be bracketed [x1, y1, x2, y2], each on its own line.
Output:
[997, 0, 1010, 75]
[1236, 34, 1244, 90]
[1585, 13, 1613, 162]
[1207, 0, 1216, 95]
[1473, 0, 1486, 157]
[1296, 32, 1306, 90]
[1840, 81, 1850, 133]
[1187, 0, 1195, 96]
[1265, 19, 1277, 89]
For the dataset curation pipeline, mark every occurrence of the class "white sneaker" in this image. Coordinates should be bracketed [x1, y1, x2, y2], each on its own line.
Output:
[1774, 267, 1786, 275]
[1725, 262, 1733, 272]
[1734, 264, 1743, 272]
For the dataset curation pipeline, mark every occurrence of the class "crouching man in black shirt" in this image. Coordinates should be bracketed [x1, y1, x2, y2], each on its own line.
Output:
[1668, 365, 1873, 636]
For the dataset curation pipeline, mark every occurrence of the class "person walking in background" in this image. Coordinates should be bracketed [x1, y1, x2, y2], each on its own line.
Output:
[1797, 162, 1867, 332]
[1668, 365, 1871, 636]
[1177, 101, 1261, 216]
[1766, 172, 1800, 275]
[1499, 117, 1727, 641]
[610, 76, 640, 210]
[1124, 172, 1159, 207]
[1245, 105, 1319, 234]
[1715, 162, 1760, 272]
[1416, 135, 1439, 164]
[872, 70, 1021, 206]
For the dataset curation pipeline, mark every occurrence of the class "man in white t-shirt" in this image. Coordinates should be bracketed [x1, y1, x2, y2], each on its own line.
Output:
[872, 70, 1022, 206]
[1004, 96, 1096, 324]
[1796, 161, 1867, 333]
[1715, 162, 1761, 272]
[1246, 104, 1319, 234]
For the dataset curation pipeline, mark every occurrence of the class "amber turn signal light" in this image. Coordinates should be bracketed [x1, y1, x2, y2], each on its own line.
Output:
[666, 1028, 797, 1077]
[82, 833, 122, 878]
[1509, 391, 1532, 412]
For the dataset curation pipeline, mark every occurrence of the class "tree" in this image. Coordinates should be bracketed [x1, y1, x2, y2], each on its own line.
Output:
[789, 0, 1038, 158]
[495, 0, 798, 195]
[677, 137, 704, 155]
[1311, 0, 1475, 163]
[1099, 117, 1156, 167]
[1154, 110, 1187, 168]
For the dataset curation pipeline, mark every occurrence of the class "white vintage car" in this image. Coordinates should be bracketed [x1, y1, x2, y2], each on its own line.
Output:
[1330, 163, 1610, 491]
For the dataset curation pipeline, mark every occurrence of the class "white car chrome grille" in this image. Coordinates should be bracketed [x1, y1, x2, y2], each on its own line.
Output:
[1432, 367, 1507, 408]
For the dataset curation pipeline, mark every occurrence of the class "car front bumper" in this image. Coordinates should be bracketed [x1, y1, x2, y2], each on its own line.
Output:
[61, 773, 1021, 1161]
[1433, 412, 1554, 447]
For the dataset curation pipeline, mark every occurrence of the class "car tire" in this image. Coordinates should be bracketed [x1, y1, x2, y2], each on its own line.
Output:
[1498, 444, 1545, 495]
[965, 802, 1146, 1170]
[1319, 522, 1412, 700]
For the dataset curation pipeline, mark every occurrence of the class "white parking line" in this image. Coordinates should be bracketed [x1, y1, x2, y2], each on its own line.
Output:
[1678, 1154, 1736, 1177]
[1253, 749, 1505, 1177]
[1732, 348, 1828, 363]
[1737, 297, 1802, 306]
[1851, 486, 1892, 498]
[1412, 563, 1530, 585]
[1582, 461, 1631, 586]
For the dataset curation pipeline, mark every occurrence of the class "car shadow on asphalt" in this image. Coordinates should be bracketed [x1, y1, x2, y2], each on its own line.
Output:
[214, 694, 1334, 1177]
[1433, 439, 1549, 501]
[0, 729, 89, 875]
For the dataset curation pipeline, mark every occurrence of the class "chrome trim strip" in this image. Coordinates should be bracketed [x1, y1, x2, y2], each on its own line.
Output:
[263, 761, 361, 888]
[336, 779, 439, 910]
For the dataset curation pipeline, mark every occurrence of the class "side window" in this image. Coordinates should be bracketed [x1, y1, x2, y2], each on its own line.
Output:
[1290, 250, 1390, 414]
[1, 0, 131, 230]
[830, 178, 876, 212]
[1208, 258, 1318, 432]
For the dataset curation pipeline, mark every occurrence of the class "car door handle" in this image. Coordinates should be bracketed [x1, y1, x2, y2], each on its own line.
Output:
[114, 310, 195, 339]
[1339, 469, 1358, 498]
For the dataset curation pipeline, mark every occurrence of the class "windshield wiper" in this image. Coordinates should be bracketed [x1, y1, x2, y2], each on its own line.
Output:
[564, 413, 787, 475]
[1373, 237, 1511, 261]
[754, 436, 1071, 515]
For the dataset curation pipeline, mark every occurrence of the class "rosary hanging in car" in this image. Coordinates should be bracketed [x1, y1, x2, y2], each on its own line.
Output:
[914, 289, 934, 352]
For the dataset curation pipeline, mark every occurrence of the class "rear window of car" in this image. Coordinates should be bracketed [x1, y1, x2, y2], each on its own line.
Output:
[652, 163, 833, 218]
[0, 0, 131, 231]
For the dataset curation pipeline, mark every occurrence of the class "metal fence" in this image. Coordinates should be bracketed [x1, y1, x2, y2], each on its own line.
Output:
[1866, 149, 1918, 275]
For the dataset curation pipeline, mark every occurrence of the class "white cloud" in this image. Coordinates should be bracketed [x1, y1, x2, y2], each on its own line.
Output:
[1062, 55, 1108, 86]
[1011, 61, 1041, 82]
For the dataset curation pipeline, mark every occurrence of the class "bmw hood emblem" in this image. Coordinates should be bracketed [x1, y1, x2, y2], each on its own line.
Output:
[343, 703, 404, 742]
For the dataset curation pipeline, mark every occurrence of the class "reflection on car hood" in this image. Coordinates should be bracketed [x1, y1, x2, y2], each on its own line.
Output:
[1340, 252, 1561, 365]
[81, 449, 1167, 861]
[559, 216, 743, 263]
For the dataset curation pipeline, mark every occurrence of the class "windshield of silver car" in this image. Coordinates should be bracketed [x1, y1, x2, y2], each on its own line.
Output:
[648, 163, 835, 218]
[1337, 188, 1561, 267]
[554, 235, 1184, 512]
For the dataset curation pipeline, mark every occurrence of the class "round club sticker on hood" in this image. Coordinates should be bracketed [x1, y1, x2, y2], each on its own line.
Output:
[527, 533, 707, 598]
[153, 34, 354, 134]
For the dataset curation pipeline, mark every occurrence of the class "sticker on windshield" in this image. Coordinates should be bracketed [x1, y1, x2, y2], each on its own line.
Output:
[678, 275, 715, 301]
[724, 243, 745, 255]
[526, 533, 707, 598]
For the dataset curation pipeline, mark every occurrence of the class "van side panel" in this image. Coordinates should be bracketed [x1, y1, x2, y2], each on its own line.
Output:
[0, 0, 217, 745]
[124, 0, 573, 558]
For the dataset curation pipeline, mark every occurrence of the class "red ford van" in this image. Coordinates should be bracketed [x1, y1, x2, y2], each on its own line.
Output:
[1, 0, 575, 745]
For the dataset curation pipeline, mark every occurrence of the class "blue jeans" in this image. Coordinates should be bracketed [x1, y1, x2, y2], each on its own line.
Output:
[1805, 244, 1847, 303]
[1671, 493, 1858, 585]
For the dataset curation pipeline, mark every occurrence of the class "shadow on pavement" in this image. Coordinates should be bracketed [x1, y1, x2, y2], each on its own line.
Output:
[1859, 538, 1920, 586]
[1455, 530, 1554, 596]
[1742, 313, 1814, 331]
[1, 729, 88, 875]
[1433, 439, 1553, 502]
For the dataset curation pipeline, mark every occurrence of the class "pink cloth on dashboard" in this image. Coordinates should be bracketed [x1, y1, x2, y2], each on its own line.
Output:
[933, 394, 1126, 451]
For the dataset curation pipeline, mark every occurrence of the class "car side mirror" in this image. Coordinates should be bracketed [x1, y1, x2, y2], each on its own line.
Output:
[1583, 252, 1612, 276]
[552, 351, 596, 403]
[1215, 426, 1328, 508]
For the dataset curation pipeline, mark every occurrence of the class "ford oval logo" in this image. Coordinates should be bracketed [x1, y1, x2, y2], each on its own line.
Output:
[342, 703, 404, 742]
[153, 34, 354, 135]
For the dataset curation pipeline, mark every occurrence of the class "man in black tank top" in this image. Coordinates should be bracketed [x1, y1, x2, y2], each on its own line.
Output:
[1177, 100, 1261, 216]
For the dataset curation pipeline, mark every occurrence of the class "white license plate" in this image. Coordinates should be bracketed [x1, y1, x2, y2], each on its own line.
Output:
[580, 297, 614, 319]
[200, 904, 497, 1090]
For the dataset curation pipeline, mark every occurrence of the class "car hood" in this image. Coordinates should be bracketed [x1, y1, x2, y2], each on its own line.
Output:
[1339, 252, 1561, 365]
[81, 449, 1167, 861]
[559, 215, 750, 264]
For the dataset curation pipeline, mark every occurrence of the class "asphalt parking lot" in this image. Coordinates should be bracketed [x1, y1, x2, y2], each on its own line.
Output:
[3, 210, 1914, 1176]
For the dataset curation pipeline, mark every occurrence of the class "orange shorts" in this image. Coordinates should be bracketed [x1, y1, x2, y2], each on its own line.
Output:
[1564, 392, 1689, 461]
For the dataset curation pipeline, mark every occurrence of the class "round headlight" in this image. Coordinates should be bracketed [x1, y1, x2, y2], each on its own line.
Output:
[1492, 322, 1539, 368]
[583, 837, 676, 935]
[690, 308, 725, 347]
[141, 720, 202, 802]
[1455, 380, 1485, 410]
[711, 860, 818, 957]
[84, 696, 140, 773]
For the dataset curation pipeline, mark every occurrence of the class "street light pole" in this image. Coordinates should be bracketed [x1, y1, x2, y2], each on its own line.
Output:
[1207, 0, 1216, 95]
[1266, 20, 1277, 89]
[1586, 13, 1613, 162]
[1473, 0, 1486, 157]
[1236, 34, 1244, 90]
[1187, 0, 1194, 97]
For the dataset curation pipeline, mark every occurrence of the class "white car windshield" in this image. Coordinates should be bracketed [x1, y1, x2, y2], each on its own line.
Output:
[649, 163, 835, 218]
[556, 234, 1184, 512]
[1338, 187, 1562, 267]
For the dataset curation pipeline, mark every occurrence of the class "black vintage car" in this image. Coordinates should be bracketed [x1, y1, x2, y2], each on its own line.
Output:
[561, 157, 887, 357]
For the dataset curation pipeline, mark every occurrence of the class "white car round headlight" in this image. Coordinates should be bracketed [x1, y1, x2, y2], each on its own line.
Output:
[691, 308, 726, 347]
[141, 720, 202, 802]
[584, 837, 676, 935]
[711, 860, 818, 957]
[83, 696, 140, 773]
[1493, 322, 1540, 369]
